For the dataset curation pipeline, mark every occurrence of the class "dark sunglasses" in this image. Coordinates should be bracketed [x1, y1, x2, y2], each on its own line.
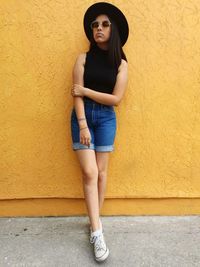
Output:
[90, 20, 111, 29]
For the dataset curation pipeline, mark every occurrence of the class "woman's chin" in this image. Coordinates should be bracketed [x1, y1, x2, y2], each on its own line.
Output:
[95, 38, 104, 42]
[95, 39, 108, 44]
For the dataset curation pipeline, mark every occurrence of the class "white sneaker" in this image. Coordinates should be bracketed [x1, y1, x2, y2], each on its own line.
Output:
[90, 232, 109, 262]
[89, 218, 103, 237]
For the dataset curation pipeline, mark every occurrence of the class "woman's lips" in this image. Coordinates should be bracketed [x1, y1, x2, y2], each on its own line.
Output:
[96, 33, 104, 37]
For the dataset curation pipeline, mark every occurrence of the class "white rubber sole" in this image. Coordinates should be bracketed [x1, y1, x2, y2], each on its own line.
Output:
[95, 247, 109, 262]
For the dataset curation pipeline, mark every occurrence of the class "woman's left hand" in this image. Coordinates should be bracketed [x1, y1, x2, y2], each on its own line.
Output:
[71, 84, 85, 97]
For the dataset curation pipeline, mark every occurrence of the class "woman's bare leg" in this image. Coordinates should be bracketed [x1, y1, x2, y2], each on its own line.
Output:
[96, 152, 110, 212]
[75, 149, 100, 232]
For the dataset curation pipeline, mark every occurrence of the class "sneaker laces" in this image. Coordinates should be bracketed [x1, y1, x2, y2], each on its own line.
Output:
[91, 234, 106, 252]
[90, 235, 97, 244]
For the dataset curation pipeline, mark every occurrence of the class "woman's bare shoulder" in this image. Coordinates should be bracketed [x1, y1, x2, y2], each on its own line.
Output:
[118, 59, 128, 73]
[121, 59, 128, 67]
[75, 53, 87, 66]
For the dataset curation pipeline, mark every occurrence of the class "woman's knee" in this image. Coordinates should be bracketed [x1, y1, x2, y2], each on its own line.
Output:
[82, 167, 98, 184]
[98, 169, 107, 182]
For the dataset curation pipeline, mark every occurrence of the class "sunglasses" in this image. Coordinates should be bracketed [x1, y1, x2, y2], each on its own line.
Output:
[90, 20, 111, 29]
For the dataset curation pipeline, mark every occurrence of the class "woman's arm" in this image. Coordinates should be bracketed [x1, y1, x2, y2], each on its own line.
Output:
[72, 59, 128, 106]
[72, 53, 86, 125]
[72, 53, 91, 147]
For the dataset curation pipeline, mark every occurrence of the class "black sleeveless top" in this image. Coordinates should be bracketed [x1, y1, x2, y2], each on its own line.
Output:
[83, 45, 118, 100]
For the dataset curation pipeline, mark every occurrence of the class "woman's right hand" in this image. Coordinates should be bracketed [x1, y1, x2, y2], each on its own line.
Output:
[80, 127, 91, 147]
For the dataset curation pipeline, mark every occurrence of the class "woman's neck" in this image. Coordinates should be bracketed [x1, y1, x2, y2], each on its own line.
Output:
[96, 43, 108, 51]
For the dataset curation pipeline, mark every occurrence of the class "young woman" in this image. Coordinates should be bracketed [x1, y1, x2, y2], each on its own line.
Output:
[70, 2, 129, 262]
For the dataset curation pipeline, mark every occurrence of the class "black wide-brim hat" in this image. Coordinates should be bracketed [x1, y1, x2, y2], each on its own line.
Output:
[83, 2, 129, 46]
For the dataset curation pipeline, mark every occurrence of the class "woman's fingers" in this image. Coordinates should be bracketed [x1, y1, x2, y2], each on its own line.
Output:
[71, 85, 76, 96]
[80, 137, 90, 146]
[86, 138, 90, 147]
[84, 137, 90, 146]
[80, 128, 91, 146]
[71, 84, 84, 97]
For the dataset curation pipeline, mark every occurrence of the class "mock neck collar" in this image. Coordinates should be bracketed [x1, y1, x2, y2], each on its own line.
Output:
[92, 45, 108, 55]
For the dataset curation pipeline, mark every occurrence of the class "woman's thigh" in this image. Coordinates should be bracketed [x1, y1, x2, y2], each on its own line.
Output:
[96, 152, 110, 174]
[75, 149, 98, 176]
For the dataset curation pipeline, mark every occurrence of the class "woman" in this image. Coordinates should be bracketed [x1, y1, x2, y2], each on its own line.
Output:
[70, 2, 129, 262]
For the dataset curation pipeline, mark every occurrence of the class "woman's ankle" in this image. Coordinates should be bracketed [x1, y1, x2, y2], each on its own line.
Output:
[91, 228, 102, 237]
[91, 217, 101, 232]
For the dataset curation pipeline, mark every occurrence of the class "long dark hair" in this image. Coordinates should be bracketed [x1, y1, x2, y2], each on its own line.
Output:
[89, 16, 127, 70]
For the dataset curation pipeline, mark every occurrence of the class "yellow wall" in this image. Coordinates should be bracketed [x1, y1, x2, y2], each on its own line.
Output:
[1, 0, 200, 216]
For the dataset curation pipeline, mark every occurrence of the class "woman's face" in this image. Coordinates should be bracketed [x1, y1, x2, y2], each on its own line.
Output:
[91, 14, 111, 45]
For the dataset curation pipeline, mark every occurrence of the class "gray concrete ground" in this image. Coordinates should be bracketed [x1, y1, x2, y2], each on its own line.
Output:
[0, 216, 200, 267]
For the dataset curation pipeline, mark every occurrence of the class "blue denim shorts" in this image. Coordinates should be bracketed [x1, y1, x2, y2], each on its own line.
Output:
[70, 98, 117, 152]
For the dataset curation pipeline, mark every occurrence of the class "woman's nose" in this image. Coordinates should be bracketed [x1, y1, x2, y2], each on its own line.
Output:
[97, 24, 103, 30]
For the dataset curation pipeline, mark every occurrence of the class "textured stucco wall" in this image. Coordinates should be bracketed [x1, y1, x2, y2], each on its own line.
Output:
[1, 1, 200, 209]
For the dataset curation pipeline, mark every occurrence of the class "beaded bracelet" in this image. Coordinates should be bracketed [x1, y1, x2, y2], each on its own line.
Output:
[80, 126, 88, 131]
[78, 118, 86, 121]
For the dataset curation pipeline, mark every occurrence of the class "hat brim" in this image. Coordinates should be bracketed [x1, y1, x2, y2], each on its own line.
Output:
[83, 2, 129, 46]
